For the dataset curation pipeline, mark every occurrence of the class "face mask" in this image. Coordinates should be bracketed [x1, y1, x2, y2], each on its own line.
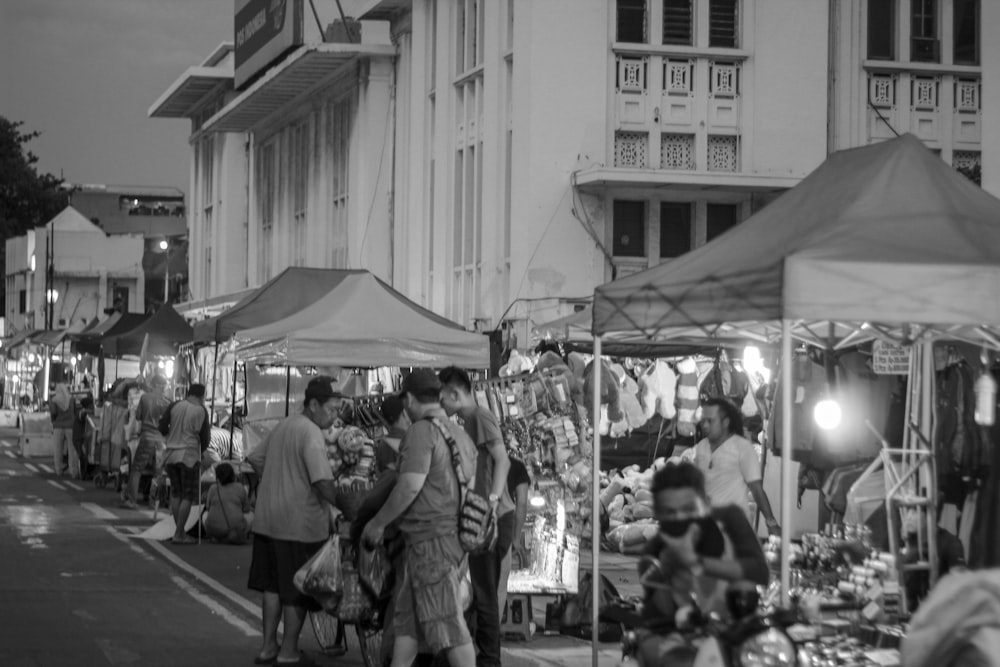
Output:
[658, 517, 726, 559]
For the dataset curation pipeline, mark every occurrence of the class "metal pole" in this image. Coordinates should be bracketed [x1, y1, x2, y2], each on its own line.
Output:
[210, 343, 219, 422]
[779, 320, 794, 608]
[164, 246, 170, 304]
[284, 366, 291, 417]
[228, 356, 238, 460]
[591, 336, 602, 667]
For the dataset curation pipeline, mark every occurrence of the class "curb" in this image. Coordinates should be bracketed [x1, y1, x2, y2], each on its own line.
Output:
[501, 637, 623, 667]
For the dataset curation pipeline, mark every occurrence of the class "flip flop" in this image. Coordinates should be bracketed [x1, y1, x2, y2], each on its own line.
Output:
[275, 652, 318, 667]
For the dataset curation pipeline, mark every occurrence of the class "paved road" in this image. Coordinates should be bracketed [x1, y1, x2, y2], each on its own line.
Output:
[0, 428, 366, 667]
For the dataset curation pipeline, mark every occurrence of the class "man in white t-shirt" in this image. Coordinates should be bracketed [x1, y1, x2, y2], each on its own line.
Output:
[681, 398, 781, 536]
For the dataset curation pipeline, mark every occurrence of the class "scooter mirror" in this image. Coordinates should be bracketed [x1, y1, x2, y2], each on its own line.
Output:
[726, 581, 760, 619]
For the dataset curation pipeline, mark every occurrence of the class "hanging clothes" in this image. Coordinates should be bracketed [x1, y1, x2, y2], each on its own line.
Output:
[969, 366, 1000, 569]
[674, 357, 700, 438]
[936, 358, 990, 505]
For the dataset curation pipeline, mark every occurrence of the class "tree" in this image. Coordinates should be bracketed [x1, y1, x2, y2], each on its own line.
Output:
[0, 117, 69, 314]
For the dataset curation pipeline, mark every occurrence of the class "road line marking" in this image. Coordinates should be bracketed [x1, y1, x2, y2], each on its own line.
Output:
[170, 575, 260, 637]
[65, 481, 85, 491]
[142, 538, 264, 620]
[47, 480, 66, 491]
[3, 452, 15, 459]
[104, 526, 156, 562]
[23, 463, 39, 473]
[81, 503, 118, 520]
[38, 464, 54, 473]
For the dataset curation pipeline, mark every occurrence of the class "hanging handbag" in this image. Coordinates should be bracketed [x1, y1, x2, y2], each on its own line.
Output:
[426, 417, 497, 554]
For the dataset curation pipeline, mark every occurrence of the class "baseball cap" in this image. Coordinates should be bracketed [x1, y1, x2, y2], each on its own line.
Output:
[399, 369, 442, 399]
[380, 395, 405, 424]
[306, 375, 343, 403]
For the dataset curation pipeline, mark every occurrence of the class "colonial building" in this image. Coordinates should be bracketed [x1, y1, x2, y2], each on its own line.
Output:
[4, 206, 146, 335]
[152, 0, 994, 341]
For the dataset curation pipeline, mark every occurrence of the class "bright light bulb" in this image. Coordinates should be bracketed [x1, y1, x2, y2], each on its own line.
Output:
[27, 353, 36, 364]
[814, 399, 842, 431]
[529, 495, 545, 508]
[159, 239, 169, 250]
[165, 360, 175, 378]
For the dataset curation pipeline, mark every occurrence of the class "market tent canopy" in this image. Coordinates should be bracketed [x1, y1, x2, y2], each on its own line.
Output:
[74, 313, 149, 356]
[104, 305, 193, 357]
[236, 272, 490, 368]
[593, 134, 1000, 348]
[193, 267, 367, 344]
[3, 329, 39, 355]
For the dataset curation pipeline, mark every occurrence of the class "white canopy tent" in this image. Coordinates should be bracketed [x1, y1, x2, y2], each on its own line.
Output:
[587, 134, 1000, 661]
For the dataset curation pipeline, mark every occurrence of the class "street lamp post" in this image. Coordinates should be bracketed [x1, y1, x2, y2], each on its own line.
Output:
[159, 239, 170, 303]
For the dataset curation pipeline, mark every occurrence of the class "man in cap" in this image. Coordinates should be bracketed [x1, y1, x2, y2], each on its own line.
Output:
[362, 369, 478, 667]
[246, 376, 345, 666]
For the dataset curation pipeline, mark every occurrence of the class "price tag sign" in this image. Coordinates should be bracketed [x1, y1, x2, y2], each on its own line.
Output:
[872, 341, 911, 375]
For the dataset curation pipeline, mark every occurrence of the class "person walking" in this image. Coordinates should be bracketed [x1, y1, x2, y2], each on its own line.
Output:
[681, 397, 781, 536]
[121, 375, 170, 510]
[362, 369, 478, 667]
[439, 366, 512, 667]
[499, 456, 530, 617]
[246, 377, 345, 667]
[158, 383, 211, 545]
[49, 383, 77, 477]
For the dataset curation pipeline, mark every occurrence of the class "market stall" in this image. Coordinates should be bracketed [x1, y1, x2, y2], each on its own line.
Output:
[590, 134, 1000, 662]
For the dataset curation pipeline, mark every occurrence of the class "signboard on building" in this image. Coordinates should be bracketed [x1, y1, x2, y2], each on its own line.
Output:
[234, 0, 303, 90]
[872, 340, 911, 375]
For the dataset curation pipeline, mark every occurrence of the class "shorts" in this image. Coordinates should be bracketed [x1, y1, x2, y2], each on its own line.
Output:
[247, 534, 326, 610]
[164, 462, 199, 502]
[133, 436, 160, 476]
[394, 534, 471, 653]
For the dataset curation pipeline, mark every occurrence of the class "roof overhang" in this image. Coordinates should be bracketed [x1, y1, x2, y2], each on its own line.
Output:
[149, 66, 234, 119]
[203, 42, 396, 134]
[175, 287, 259, 322]
[356, 0, 411, 20]
[573, 168, 802, 194]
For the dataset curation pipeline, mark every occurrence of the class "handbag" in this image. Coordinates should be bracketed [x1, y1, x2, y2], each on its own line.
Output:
[335, 542, 378, 624]
[426, 417, 497, 554]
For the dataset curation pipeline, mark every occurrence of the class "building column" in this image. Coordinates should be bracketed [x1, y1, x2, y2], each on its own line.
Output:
[982, 1, 1000, 197]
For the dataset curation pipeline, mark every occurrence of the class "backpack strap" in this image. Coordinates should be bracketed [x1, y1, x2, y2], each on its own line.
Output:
[424, 416, 469, 487]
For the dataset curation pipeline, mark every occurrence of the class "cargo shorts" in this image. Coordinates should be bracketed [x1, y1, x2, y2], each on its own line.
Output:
[393, 533, 471, 654]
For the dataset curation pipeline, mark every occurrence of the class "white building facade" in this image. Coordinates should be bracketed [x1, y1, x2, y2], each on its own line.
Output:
[155, 0, 993, 338]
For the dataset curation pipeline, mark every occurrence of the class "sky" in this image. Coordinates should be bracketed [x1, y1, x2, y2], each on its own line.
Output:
[0, 0, 233, 194]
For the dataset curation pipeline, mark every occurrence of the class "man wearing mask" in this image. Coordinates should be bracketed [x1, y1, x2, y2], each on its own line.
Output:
[637, 461, 768, 664]
[247, 377, 345, 666]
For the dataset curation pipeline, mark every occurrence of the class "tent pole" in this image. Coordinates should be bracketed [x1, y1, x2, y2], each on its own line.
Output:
[285, 366, 291, 418]
[228, 355, 238, 461]
[210, 343, 219, 423]
[780, 320, 794, 608]
[591, 336, 602, 667]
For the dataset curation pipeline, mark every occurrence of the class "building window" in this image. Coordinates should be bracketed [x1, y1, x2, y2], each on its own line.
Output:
[663, 0, 693, 45]
[613, 200, 646, 257]
[660, 202, 692, 258]
[709, 0, 739, 48]
[456, 0, 484, 75]
[867, 0, 895, 60]
[328, 97, 352, 269]
[953, 0, 979, 65]
[706, 202, 739, 241]
[911, 0, 939, 62]
[292, 122, 309, 265]
[617, 0, 647, 43]
[204, 209, 213, 297]
[258, 142, 276, 282]
[18, 289, 26, 314]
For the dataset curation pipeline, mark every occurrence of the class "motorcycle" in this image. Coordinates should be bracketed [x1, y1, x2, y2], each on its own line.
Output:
[619, 564, 800, 667]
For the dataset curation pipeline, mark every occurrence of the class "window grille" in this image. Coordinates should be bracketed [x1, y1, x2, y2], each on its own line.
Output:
[709, 0, 738, 48]
[707, 135, 738, 172]
[661, 134, 695, 170]
[952, 150, 980, 172]
[664, 60, 693, 94]
[955, 79, 979, 111]
[869, 74, 895, 108]
[615, 132, 648, 168]
[617, 0, 647, 43]
[710, 62, 739, 97]
[662, 0, 693, 45]
[911, 77, 938, 110]
[617, 57, 647, 93]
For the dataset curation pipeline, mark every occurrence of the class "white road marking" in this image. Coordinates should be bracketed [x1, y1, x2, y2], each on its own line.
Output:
[47, 480, 66, 491]
[64, 481, 85, 492]
[81, 503, 117, 521]
[3, 451, 15, 459]
[141, 537, 264, 620]
[23, 463, 39, 473]
[38, 464, 54, 473]
[170, 575, 260, 637]
[104, 526, 156, 563]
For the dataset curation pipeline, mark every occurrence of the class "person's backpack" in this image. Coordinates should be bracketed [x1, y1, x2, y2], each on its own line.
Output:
[559, 572, 625, 642]
[426, 417, 497, 554]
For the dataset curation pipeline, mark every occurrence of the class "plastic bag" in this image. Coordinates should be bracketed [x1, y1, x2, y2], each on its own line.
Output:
[293, 535, 343, 612]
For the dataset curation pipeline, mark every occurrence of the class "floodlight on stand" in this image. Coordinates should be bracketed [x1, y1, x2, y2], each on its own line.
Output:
[974, 349, 996, 427]
[814, 398, 842, 431]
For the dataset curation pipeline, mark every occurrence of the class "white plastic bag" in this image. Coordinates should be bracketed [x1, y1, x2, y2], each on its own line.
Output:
[293, 535, 343, 611]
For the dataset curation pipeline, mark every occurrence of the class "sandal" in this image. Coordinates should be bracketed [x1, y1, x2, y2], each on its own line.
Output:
[275, 652, 318, 667]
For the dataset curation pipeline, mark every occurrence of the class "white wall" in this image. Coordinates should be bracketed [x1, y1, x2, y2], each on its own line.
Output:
[982, 0, 1000, 198]
[749, 0, 829, 176]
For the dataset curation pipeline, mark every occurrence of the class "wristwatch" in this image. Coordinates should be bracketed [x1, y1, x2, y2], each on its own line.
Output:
[489, 493, 500, 504]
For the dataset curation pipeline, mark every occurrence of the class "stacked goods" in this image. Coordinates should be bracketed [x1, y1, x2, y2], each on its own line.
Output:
[599, 461, 668, 553]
